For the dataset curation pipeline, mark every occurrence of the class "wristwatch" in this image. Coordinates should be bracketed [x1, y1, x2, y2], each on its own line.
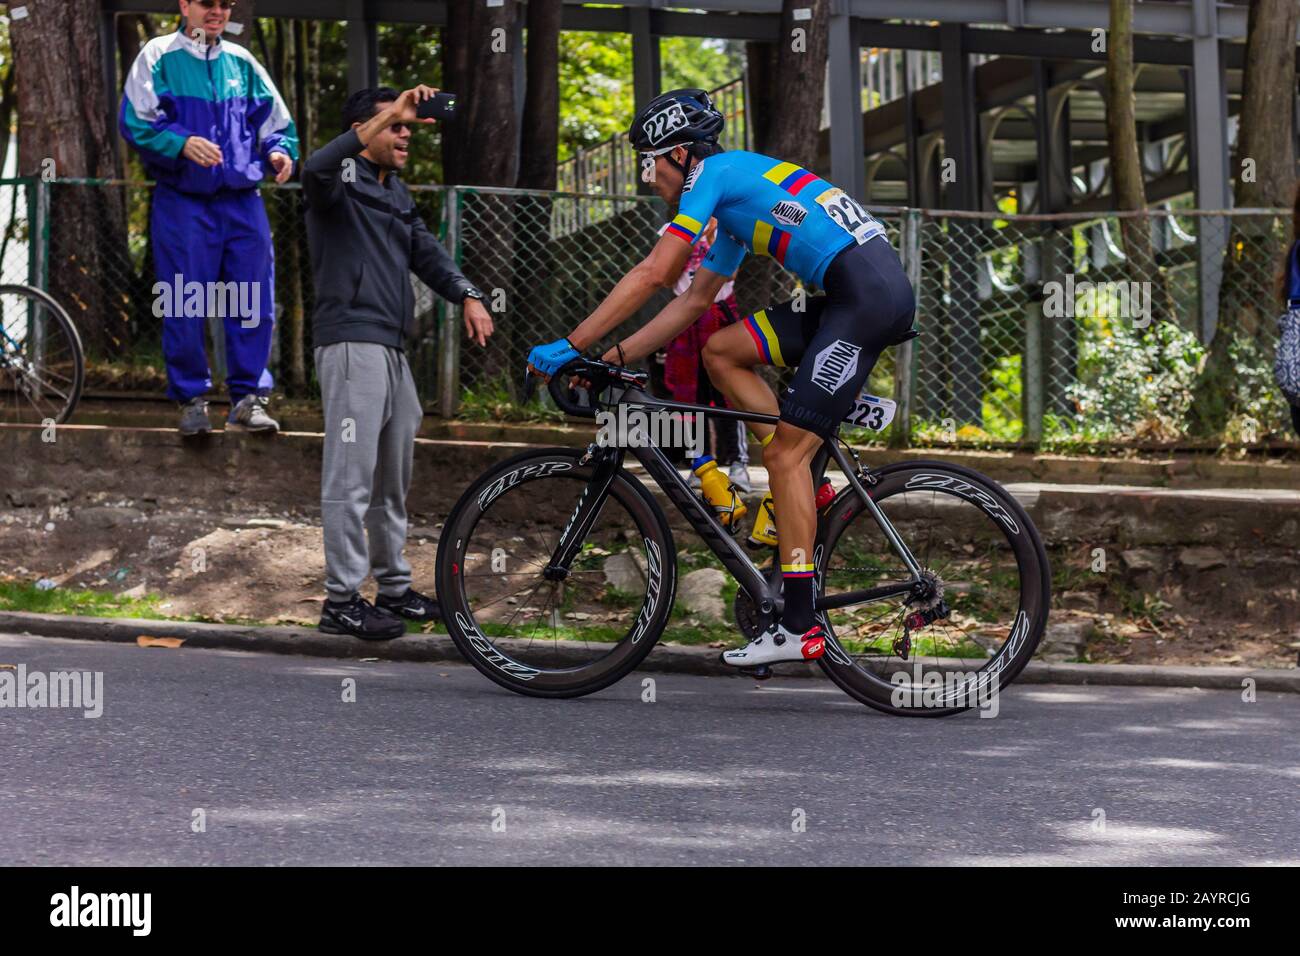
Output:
[462, 287, 485, 302]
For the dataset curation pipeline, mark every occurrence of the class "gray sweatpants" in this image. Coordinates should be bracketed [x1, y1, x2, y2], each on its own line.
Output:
[316, 342, 424, 602]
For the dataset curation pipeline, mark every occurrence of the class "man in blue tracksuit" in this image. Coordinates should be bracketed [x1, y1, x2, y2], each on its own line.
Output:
[120, 0, 298, 435]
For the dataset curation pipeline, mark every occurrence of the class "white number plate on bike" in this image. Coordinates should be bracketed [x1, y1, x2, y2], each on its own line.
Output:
[843, 391, 896, 431]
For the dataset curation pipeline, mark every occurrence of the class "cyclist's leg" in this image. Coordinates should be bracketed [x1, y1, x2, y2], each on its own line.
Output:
[701, 298, 826, 444]
[771, 240, 915, 631]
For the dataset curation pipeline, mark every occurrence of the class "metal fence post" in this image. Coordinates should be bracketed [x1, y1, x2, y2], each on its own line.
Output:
[439, 185, 462, 419]
[29, 177, 49, 290]
[1024, 298, 1044, 444]
[892, 207, 921, 447]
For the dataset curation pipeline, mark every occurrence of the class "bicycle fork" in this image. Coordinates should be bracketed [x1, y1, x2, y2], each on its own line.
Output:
[543, 445, 625, 581]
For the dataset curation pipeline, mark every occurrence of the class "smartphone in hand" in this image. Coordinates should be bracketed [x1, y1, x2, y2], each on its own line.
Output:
[416, 92, 459, 121]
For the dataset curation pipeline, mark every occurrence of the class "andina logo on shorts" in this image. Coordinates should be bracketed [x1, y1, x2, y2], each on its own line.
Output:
[810, 340, 861, 395]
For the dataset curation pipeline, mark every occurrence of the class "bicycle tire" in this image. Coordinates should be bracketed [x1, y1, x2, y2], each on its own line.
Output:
[435, 447, 677, 698]
[814, 460, 1051, 717]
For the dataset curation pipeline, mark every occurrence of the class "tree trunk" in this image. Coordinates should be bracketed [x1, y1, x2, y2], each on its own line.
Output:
[0, 58, 16, 178]
[441, 1, 474, 185]
[459, 0, 519, 187]
[1191, 0, 1299, 437]
[225, 0, 257, 48]
[742, 1, 828, 313]
[443, 1, 520, 398]
[1106, 1, 1157, 287]
[766, 0, 828, 171]
[517, 0, 560, 191]
[10, 0, 129, 355]
[745, 40, 776, 155]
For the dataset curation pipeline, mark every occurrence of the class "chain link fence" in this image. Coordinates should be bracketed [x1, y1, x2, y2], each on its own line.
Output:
[902, 207, 1292, 446]
[4, 175, 1293, 447]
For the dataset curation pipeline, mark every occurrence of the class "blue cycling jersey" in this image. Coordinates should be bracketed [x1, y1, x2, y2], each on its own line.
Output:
[664, 150, 886, 288]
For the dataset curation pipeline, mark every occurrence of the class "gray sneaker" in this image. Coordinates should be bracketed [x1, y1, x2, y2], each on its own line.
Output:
[178, 397, 212, 436]
[227, 394, 279, 433]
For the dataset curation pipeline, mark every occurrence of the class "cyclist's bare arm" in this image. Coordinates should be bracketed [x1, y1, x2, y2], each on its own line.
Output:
[567, 233, 694, 350]
[602, 267, 728, 363]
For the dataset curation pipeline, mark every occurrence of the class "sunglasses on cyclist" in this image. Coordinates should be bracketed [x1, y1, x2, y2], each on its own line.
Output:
[638, 145, 681, 183]
[194, 0, 237, 10]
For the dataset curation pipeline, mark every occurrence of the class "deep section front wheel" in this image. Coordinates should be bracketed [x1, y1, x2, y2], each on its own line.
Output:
[814, 461, 1051, 717]
[435, 447, 677, 698]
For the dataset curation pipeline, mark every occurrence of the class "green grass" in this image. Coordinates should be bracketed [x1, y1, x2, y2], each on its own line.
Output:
[458, 376, 565, 424]
[0, 581, 170, 619]
[0, 581, 280, 629]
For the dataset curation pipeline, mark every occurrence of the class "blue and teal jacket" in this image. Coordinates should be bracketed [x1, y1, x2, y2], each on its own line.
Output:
[119, 31, 298, 195]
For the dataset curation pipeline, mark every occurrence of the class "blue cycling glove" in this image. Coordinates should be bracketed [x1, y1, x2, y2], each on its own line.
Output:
[527, 338, 579, 377]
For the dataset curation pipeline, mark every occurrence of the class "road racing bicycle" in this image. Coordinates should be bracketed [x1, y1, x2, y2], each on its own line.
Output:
[435, 354, 1050, 717]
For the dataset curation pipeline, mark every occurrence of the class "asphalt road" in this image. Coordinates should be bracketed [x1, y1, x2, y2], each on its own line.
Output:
[2, 632, 1297, 866]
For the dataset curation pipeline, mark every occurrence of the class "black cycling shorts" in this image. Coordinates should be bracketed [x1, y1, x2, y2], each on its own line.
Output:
[739, 235, 916, 437]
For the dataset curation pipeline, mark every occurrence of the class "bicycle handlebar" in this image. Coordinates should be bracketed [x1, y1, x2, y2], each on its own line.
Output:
[523, 357, 649, 419]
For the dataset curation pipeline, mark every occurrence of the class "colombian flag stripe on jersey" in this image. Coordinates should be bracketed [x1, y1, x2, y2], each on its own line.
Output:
[771, 229, 792, 263]
[667, 213, 702, 243]
[763, 161, 818, 197]
[780, 170, 819, 196]
[752, 221, 791, 265]
[743, 310, 786, 367]
[763, 161, 800, 186]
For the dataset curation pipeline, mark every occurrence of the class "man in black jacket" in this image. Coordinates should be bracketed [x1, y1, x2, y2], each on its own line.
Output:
[303, 84, 494, 639]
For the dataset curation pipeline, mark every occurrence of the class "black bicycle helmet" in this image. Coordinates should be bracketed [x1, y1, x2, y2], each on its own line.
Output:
[628, 88, 724, 153]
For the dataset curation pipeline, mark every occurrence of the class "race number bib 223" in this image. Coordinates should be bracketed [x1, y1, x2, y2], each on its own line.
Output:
[843, 391, 897, 431]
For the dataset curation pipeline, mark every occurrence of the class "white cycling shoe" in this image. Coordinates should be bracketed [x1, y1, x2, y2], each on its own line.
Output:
[722, 623, 826, 667]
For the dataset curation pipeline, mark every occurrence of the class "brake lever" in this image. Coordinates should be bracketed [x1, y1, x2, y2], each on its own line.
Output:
[522, 368, 538, 403]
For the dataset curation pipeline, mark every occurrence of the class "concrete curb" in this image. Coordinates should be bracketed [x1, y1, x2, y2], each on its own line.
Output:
[1, 610, 1296, 692]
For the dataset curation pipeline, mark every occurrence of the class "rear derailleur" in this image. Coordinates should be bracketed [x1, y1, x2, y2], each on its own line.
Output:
[893, 571, 951, 661]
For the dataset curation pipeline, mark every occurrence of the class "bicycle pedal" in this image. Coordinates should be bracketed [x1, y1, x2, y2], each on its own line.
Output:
[741, 664, 774, 680]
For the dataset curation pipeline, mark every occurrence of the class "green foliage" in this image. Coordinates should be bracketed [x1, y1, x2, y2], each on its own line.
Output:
[659, 38, 745, 100]
[558, 31, 635, 161]
[557, 33, 743, 162]
[982, 353, 1023, 440]
[1063, 319, 1203, 441]
[458, 375, 564, 423]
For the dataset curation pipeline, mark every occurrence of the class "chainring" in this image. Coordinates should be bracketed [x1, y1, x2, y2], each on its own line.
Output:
[732, 562, 783, 641]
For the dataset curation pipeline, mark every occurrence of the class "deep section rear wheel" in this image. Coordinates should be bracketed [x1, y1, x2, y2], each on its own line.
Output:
[435, 448, 676, 698]
[815, 461, 1050, 717]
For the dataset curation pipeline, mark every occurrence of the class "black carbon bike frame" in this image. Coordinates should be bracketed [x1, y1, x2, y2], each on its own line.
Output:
[540, 368, 927, 626]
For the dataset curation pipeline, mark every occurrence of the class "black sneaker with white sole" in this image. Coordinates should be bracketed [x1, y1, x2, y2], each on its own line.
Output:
[374, 587, 441, 622]
[319, 594, 406, 640]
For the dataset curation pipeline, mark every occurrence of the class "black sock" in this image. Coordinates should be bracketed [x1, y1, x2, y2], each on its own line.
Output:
[781, 563, 816, 633]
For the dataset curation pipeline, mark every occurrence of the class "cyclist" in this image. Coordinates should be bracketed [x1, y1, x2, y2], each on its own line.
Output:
[527, 88, 915, 667]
